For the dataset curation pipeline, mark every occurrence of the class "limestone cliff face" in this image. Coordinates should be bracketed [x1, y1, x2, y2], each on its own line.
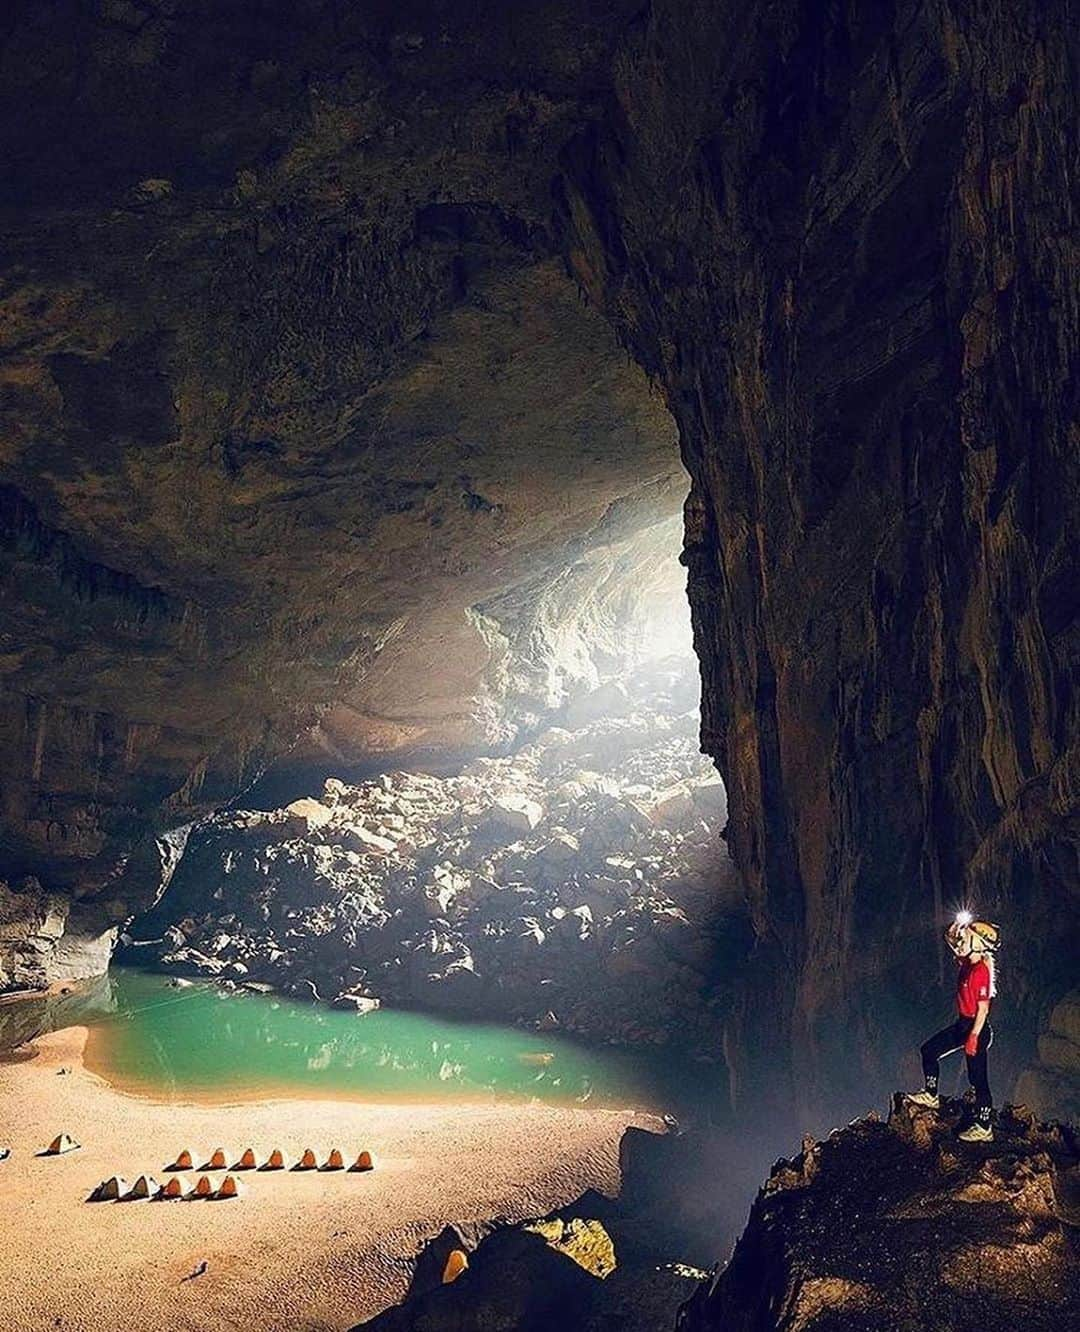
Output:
[555, 0, 1078, 1116]
[0, 0, 1075, 1124]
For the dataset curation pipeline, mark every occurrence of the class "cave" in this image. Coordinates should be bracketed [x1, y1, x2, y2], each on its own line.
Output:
[0, 2, 1076, 1330]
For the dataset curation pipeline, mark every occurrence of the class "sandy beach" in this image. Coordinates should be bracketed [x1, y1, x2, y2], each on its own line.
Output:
[0, 1025, 657, 1332]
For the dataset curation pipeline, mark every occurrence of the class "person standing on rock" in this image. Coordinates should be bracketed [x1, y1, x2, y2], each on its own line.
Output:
[906, 913, 1000, 1142]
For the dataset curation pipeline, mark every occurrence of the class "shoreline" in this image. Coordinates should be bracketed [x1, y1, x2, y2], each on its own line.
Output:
[0, 1025, 658, 1332]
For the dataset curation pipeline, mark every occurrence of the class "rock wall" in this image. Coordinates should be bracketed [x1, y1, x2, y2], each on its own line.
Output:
[0, 827, 189, 990]
[554, 0, 1078, 1118]
[1017, 989, 1080, 1124]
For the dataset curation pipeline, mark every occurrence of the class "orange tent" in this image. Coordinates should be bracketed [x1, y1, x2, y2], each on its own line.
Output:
[215, 1174, 243, 1199]
[442, 1249, 469, 1284]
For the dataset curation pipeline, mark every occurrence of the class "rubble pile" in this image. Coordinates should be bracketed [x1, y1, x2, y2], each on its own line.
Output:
[123, 659, 749, 1053]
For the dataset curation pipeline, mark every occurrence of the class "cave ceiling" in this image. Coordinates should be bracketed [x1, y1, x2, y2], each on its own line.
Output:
[0, 0, 680, 896]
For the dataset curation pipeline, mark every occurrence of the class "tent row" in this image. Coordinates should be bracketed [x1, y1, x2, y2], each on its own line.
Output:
[165, 1146, 374, 1172]
[86, 1147, 376, 1202]
[88, 1173, 244, 1202]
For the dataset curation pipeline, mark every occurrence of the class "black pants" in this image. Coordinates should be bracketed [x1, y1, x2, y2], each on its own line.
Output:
[920, 1017, 993, 1124]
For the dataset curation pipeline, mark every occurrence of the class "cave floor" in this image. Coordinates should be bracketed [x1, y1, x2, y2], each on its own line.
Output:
[0, 1026, 655, 1332]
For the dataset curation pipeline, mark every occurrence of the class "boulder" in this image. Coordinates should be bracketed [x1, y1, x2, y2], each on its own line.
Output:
[563, 680, 632, 728]
[536, 831, 580, 870]
[569, 769, 620, 796]
[1015, 989, 1080, 1120]
[641, 783, 695, 828]
[358, 1222, 601, 1331]
[333, 992, 380, 1014]
[486, 795, 544, 837]
[522, 1217, 616, 1278]
[423, 864, 471, 917]
[341, 824, 399, 856]
[689, 775, 726, 820]
[283, 799, 335, 837]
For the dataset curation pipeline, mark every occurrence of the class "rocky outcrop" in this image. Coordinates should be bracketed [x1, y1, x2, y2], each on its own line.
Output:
[354, 1149, 710, 1332]
[354, 1099, 1080, 1332]
[0, 826, 189, 990]
[121, 656, 748, 1057]
[356, 1210, 701, 1332]
[680, 1098, 1080, 1332]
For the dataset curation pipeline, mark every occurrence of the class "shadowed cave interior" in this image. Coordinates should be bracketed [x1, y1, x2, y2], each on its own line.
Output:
[0, 2, 1076, 1331]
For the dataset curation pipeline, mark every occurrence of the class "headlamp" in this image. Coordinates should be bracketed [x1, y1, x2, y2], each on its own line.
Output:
[955, 910, 973, 927]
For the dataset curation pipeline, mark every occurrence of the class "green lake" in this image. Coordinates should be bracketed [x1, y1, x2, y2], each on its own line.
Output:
[4, 968, 717, 1113]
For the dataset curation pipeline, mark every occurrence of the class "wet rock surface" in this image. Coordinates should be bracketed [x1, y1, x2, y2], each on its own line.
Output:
[122, 658, 748, 1054]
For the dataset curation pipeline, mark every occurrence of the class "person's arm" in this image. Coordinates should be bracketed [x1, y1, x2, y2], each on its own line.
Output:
[965, 999, 990, 1055]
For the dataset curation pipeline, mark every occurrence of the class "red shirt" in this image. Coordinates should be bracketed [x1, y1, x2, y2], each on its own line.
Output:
[956, 959, 992, 1018]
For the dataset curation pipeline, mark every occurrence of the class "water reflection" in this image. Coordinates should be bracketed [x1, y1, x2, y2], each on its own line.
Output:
[0, 972, 117, 1054]
[2, 968, 718, 1114]
[56, 969, 709, 1110]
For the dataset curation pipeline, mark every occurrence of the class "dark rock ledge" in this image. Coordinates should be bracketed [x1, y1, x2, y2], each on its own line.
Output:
[356, 1099, 1080, 1332]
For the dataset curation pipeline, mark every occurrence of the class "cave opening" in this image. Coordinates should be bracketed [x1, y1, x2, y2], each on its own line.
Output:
[111, 498, 750, 1099]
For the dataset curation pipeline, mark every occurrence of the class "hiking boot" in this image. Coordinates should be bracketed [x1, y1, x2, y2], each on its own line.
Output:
[957, 1122, 993, 1143]
[905, 1090, 940, 1109]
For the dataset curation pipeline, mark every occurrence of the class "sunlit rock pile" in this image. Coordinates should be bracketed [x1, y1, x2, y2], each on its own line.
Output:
[123, 658, 748, 1052]
[353, 1119, 751, 1332]
[355, 1198, 706, 1332]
